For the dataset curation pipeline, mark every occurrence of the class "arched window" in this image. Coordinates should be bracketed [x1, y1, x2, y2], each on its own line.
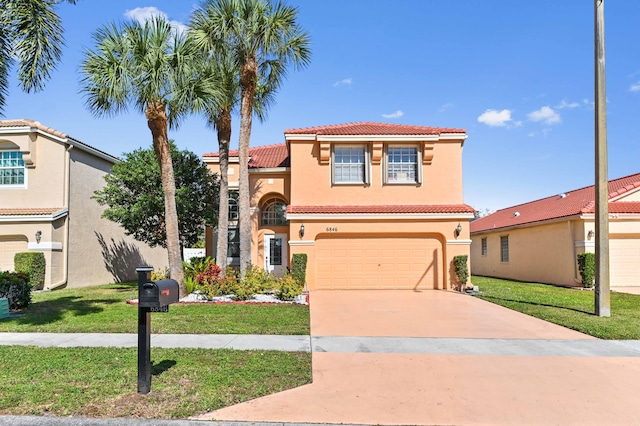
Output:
[261, 198, 288, 226]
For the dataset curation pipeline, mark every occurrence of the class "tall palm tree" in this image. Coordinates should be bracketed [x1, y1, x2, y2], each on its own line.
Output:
[189, 0, 310, 275]
[80, 16, 219, 297]
[0, 0, 76, 114]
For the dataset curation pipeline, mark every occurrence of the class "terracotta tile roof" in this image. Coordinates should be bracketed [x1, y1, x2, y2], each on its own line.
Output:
[470, 172, 640, 234]
[284, 122, 466, 136]
[204, 143, 289, 168]
[0, 208, 62, 216]
[287, 205, 476, 214]
[0, 119, 67, 138]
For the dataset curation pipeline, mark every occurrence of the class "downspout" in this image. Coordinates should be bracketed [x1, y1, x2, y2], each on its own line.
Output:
[47, 144, 72, 289]
[569, 220, 582, 284]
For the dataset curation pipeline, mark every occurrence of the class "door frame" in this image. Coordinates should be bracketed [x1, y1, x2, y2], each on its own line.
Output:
[264, 233, 288, 276]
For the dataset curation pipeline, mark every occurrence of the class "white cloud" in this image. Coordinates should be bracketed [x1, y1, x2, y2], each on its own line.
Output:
[124, 7, 187, 35]
[555, 99, 580, 109]
[333, 78, 352, 87]
[630, 82, 640, 92]
[527, 106, 561, 125]
[382, 110, 404, 119]
[438, 102, 454, 112]
[477, 109, 513, 127]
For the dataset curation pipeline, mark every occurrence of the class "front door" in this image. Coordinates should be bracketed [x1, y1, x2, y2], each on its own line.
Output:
[264, 234, 288, 276]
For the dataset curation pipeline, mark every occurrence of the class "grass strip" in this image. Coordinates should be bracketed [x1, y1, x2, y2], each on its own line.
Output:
[473, 275, 640, 339]
[0, 346, 311, 419]
[0, 282, 309, 335]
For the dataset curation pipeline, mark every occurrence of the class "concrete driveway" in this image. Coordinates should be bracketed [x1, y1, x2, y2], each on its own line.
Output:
[195, 290, 640, 425]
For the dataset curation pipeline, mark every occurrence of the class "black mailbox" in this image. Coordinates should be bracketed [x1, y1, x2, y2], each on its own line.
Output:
[138, 279, 179, 308]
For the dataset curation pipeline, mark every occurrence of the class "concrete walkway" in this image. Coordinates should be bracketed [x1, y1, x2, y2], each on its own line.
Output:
[3, 290, 640, 425]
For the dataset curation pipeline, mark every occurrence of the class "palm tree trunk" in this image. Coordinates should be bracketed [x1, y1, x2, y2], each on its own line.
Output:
[238, 58, 258, 276]
[146, 101, 186, 297]
[215, 109, 232, 274]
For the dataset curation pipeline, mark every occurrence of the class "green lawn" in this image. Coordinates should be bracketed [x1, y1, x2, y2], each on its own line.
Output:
[0, 282, 310, 335]
[0, 346, 311, 419]
[472, 275, 640, 339]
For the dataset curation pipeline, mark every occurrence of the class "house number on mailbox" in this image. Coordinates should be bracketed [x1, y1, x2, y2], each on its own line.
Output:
[326, 227, 338, 232]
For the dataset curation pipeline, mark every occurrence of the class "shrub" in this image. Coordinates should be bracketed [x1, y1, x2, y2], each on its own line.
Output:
[0, 271, 32, 310]
[14, 252, 46, 290]
[275, 273, 303, 301]
[184, 275, 198, 294]
[195, 262, 222, 286]
[577, 252, 595, 288]
[291, 253, 307, 286]
[453, 255, 469, 287]
[183, 256, 214, 280]
[151, 268, 169, 281]
[243, 264, 276, 294]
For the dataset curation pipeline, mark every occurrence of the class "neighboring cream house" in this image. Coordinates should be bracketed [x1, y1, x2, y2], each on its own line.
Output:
[205, 122, 474, 290]
[0, 119, 167, 289]
[470, 172, 640, 287]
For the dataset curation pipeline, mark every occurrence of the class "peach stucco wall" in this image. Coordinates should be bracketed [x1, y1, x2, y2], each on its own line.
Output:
[471, 220, 584, 287]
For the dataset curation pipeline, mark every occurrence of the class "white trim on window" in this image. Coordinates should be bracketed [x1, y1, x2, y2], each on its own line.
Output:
[384, 145, 421, 185]
[331, 144, 369, 185]
[0, 151, 27, 189]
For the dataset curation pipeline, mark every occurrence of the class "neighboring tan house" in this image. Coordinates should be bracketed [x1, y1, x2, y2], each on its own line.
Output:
[470, 172, 640, 288]
[0, 119, 168, 289]
[204, 122, 475, 291]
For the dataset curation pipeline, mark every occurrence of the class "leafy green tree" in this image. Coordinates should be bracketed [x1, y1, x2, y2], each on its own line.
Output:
[80, 16, 220, 297]
[189, 0, 310, 275]
[0, 0, 76, 114]
[93, 143, 220, 249]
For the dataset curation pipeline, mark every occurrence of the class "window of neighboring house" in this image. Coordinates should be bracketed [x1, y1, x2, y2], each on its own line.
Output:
[481, 237, 487, 256]
[332, 145, 368, 184]
[0, 151, 25, 187]
[500, 236, 509, 262]
[228, 190, 239, 221]
[261, 198, 288, 226]
[228, 227, 240, 258]
[385, 146, 421, 184]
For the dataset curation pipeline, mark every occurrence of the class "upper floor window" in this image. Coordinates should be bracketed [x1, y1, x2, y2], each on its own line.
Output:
[228, 190, 239, 221]
[500, 236, 509, 262]
[332, 145, 368, 184]
[481, 237, 487, 256]
[261, 198, 288, 226]
[0, 151, 25, 187]
[385, 146, 421, 184]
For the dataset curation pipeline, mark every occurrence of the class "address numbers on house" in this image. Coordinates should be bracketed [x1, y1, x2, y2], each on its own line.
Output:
[326, 227, 338, 232]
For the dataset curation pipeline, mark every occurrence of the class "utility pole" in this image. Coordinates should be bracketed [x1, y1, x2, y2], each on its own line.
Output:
[594, 0, 610, 317]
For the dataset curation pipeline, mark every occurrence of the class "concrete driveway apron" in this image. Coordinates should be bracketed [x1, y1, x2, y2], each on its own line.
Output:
[194, 290, 640, 425]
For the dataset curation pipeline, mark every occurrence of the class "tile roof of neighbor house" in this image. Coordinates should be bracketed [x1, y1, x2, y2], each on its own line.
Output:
[287, 205, 476, 214]
[0, 208, 62, 216]
[284, 122, 466, 136]
[203, 143, 290, 168]
[0, 119, 119, 162]
[470, 172, 640, 234]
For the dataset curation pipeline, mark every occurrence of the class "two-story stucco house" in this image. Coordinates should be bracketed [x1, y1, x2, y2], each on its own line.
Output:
[470, 172, 640, 288]
[204, 122, 475, 290]
[0, 119, 167, 289]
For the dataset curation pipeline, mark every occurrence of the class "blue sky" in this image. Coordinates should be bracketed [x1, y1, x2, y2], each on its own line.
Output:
[4, 0, 640, 212]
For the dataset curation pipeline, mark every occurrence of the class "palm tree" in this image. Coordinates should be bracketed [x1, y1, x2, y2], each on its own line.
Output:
[0, 0, 76, 114]
[80, 16, 219, 297]
[189, 0, 310, 275]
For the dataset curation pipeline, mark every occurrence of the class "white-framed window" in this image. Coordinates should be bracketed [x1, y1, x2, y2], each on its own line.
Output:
[261, 198, 288, 226]
[228, 227, 240, 257]
[385, 146, 421, 184]
[332, 145, 369, 185]
[500, 236, 509, 262]
[228, 190, 239, 221]
[481, 237, 487, 256]
[0, 151, 25, 187]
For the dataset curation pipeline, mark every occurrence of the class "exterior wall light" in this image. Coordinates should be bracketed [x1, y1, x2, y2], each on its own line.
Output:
[587, 230, 595, 240]
[299, 223, 305, 238]
[454, 223, 462, 238]
[35, 230, 42, 244]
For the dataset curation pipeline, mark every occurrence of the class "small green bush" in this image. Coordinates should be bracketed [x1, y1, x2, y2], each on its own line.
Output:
[577, 252, 595, 288]
[0, 271, 32, 310]
[151, 268, 169, 281]
[453, 255, 469, 286]
[183, 256, 213, 280]
[14, 252, 46, 290]
[275, 274, 303, 301]
[291, 254, 307, 286]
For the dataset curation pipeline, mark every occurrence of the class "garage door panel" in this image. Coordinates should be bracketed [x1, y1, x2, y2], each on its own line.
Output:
[315, 235, 442, 290]
[610, 238, 640, 287]
[0, 236, 29, 271]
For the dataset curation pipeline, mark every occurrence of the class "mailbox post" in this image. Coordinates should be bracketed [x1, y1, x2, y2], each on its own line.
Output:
[136, 266, 179, 394]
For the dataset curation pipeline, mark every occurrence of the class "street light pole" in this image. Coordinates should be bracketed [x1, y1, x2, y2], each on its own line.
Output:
[594, 0, 610, 317]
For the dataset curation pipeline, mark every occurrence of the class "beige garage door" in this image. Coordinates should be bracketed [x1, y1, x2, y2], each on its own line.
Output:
[610, 238, 640, 287]
[0, 236, 28, 272]
[315, 235, 442, 290]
